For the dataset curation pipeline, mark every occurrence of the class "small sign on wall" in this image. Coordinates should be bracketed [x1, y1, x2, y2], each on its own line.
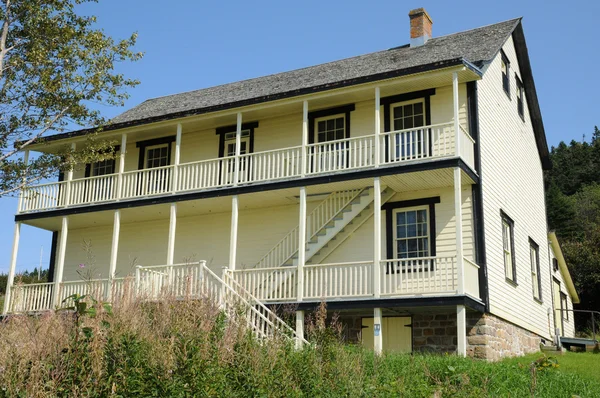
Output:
[374, 323, 381, 336]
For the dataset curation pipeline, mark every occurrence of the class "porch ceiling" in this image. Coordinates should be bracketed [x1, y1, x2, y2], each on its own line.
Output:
[22, 166, 474, 232]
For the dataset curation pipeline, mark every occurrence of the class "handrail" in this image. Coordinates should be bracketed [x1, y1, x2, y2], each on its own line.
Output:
[304, 260, 373, 268]
[459, 125, 476, 144]
[463, 257, 480, 269]
[382, 122, 454, 136]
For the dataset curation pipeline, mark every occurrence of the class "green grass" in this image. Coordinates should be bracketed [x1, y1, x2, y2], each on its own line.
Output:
[508, 351, 600, 384]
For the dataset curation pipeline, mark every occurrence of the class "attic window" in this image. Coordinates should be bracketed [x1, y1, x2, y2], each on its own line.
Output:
[552, 258, 559, 272]
[501, 50, 510, 97]
[516, 75, 525, 120]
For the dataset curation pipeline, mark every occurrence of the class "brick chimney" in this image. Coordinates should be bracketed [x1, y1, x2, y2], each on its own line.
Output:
[409, 8, 433, 47]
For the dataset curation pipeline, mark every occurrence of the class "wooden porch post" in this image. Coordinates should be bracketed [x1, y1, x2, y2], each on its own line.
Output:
[457, 305, 467, 356]
[107, 210, 121, 301]
[229, 195, 239, 271]
[2, 222, 21, 314]
[373, 177, 382, 298]
[454, 158, 466, 356]
[374, 307, 383, 355]
[17, 150, 29, 213]
[297, 187, 307, 302]
[167, 203, 177, 265]
[301, 101, 308, 178]
[52, 216, 69, 308]
[233, 112, 242, 185]
[295, 310, 305, 349]
[172, 123, 182, 193]
[63, 143, 76, 207]
[453, 72, 461, 156]
[374, 87, 381, 167]
[116, 134, 127, 200]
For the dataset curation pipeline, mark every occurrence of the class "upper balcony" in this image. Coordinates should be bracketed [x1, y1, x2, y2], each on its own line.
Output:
[17, 67, 478, 215]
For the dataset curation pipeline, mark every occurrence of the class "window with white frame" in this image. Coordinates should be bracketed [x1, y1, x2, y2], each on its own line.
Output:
[561, 292, 569, 321]
[390, 99, 426, 159]
[530, 239, 541, 301]
[393, 206, 430, 259]
[315, 115, 345, 143]
[502, 212, 516, 283]
[145, 144, 169, 169]
[91, 158, 116, 176]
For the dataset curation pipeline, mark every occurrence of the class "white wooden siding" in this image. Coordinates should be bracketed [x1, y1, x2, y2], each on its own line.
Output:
[478, 35, 552, 339]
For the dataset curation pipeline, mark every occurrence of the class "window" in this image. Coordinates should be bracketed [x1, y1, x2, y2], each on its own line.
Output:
[501, 211, 516, 283]
[530, 239, 542, 301]
[393, 206, 430, 259]
[516, 75, 524, 120]
[552, 258, 559, 272]
[315, 115, 345, 143]
[383, 197, 439, 274]
[501, 50, 510, 97]
[145, 144, 169, 168]
[561, 292, 569, 321]
[307, 104, 354, 144]
[91, 158, 116, 176]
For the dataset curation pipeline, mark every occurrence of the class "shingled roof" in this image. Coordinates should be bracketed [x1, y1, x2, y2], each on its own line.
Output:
[110, 18, 521, 127]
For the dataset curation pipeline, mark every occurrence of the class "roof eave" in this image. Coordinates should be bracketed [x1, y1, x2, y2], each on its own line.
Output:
[511, 22, 552, 170]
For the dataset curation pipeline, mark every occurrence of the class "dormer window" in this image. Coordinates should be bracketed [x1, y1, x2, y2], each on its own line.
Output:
[516, 76, 524, 120]
[501, 50, 510, 97]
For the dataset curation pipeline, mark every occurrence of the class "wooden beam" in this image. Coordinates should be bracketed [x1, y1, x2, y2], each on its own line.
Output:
[374, 87, 381, 167]
[373, 177, 382, 298]
[52, 216, 69, 307]
[457, 304, 466, 356]
[374, 307, 383, 355]
[454, 167, 464, 294]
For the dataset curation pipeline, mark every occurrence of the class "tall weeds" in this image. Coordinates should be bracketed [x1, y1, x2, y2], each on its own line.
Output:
[1, 297, 599, 397]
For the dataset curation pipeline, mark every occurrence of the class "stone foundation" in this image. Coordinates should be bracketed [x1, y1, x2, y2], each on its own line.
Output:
[412, 313, 457, 353]
[334, 310, 542, 361]
[467, 312, 541, 361]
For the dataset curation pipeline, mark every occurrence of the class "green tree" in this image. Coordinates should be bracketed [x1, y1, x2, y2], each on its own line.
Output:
[546, 129, 600, 332]
[0, 0, 143, 196]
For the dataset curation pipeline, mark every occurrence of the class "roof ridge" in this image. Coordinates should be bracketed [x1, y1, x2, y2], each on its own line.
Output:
[131, 18, 522, 105]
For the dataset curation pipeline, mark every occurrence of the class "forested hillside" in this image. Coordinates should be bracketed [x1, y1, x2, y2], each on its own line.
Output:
[545, 126, 600, 332]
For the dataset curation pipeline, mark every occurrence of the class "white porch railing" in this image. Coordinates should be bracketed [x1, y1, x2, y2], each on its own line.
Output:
[228, 256, 463, 302]
[18, 123, 474, 213]
[303, 261, 373, 300]
[8, 282, 54, 313]
[379, 257, 457, 296]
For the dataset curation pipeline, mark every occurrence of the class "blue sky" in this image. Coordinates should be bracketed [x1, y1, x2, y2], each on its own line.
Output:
[1, 0, 598, 273]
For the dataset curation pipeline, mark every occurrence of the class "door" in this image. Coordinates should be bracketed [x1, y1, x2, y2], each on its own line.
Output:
[312, 114, 348, 172]
[223, 130, 251, 183]
[553, 278, 564, 336]
[361, 316, 412, 353]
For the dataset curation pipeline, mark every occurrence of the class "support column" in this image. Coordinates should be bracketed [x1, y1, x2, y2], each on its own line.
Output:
[172, 123, 182, 192]
[2, 223, 21, 314]
[295, 310, 305, 349]
[301, 101, 308, 177]
[116, 134, 127, 199]
[52, 216, 69, 307]
[229, 195, 239, 271]
[452, 72, 461, 155]
[167, 203, 177, 265]
[109, 210, 121, 278]
[374, 87, 381, 167]
[63, 143, 76, 207]
[457, 304, 466, 356]
[454, 167, 464, 294]
[233, 112, 242, 185]
[373, 177, 382, 298]
[297, 187, 307, 302]
[374, 307, 383, 355]
[17, 150, 29, 213]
